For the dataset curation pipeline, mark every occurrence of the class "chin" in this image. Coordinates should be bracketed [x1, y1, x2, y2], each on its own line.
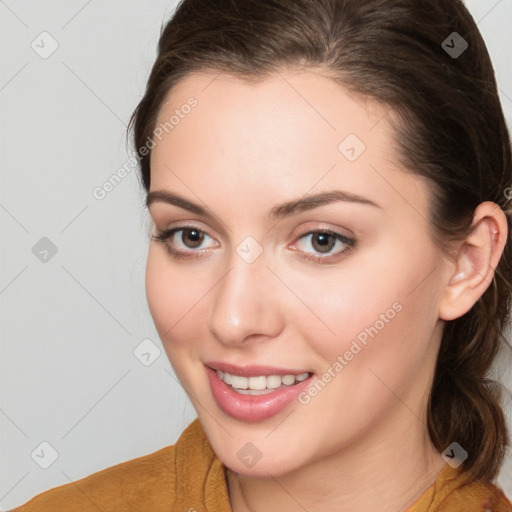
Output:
[221, 452, 297, 479]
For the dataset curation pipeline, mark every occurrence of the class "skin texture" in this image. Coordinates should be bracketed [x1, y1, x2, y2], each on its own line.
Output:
[145, 69, 508, 512]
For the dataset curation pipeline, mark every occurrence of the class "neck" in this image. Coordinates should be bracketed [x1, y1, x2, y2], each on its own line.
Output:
[226, 410, 446, 512]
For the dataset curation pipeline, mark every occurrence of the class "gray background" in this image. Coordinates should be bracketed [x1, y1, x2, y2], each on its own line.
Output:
[1, 0, 511, 509]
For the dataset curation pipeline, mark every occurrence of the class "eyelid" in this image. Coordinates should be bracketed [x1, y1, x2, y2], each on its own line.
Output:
[292, 221, 355, 239]
[153, 221, 218, 243]
[289, 228, 355, 261]
[291, 227, 354, 246]
[152, 222, 219, 259]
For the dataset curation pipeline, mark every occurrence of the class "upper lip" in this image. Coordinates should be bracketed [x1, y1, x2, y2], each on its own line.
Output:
[205, 361, 312, 377]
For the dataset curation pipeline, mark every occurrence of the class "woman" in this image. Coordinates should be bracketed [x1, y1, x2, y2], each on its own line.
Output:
[12, 0, 512, 510]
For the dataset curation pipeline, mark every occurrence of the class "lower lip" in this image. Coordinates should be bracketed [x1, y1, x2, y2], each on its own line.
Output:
[206, 366, 314, 422]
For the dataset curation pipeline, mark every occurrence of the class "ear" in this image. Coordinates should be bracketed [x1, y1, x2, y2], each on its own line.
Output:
[439, 201, 508, 321]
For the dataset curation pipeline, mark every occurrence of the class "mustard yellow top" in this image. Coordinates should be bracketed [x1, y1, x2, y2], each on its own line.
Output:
[10, 418, 512, 511]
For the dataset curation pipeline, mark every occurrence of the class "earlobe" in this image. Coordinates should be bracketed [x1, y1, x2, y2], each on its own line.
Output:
[439, 202, 508, 322]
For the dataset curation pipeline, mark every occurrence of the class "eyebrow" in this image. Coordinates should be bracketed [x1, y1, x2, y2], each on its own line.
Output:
[146, 189, 381, 220]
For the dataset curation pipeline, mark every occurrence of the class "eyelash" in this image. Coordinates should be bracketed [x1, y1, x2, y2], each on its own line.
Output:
[152, 224, 356, 263]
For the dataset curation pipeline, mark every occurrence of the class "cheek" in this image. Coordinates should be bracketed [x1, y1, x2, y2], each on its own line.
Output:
[300, 243, 441, 373]
[145, 246, 202, 385]
[145, 245, 172, 334]
[145, 244, 233, 380]
[145, 245, 201, 344]
[284, 261, 405, 356]
[311, 253, 441, 406]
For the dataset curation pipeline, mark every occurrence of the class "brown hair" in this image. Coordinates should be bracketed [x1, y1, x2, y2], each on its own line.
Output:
[128, 0, 512, 482]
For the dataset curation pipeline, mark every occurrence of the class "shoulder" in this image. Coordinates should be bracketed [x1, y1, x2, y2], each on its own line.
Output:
[409, 464, 512, 512]
[9, 444, 176, 512]
[438, 478, 512, 512]
[10, 418, 229, 512]
[9, 426, 183, 512]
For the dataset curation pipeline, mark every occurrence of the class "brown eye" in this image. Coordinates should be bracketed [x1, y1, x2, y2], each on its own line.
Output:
[311, 232, 336, 253]
[152, 225, 216, 259]
[181, 228, 204, 248]
[292, 229, 356, 262]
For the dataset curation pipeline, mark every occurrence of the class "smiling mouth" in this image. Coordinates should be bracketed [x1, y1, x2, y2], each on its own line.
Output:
[214, 369, 311, 395]
[206, 364, 315, 422]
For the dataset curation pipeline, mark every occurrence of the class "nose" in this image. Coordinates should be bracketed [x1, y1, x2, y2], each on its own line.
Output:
[207, 249, 284, 347]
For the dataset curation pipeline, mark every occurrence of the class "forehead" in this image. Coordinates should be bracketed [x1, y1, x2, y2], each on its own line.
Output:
[154, 69, 392, 147]
[149, 69, 429, 221]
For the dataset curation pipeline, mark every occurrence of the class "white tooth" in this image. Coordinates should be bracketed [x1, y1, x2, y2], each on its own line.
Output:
[220, 371, 309, 390]
[230, 375, 249, 389]
[235, 387, 276, 395]
[266, 375, 282, 389]
[281, 374, 296, 386]
[248, 376, 267, 390]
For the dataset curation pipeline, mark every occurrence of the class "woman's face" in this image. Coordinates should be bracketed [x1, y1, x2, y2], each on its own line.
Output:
[146, 69, 449, 477]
